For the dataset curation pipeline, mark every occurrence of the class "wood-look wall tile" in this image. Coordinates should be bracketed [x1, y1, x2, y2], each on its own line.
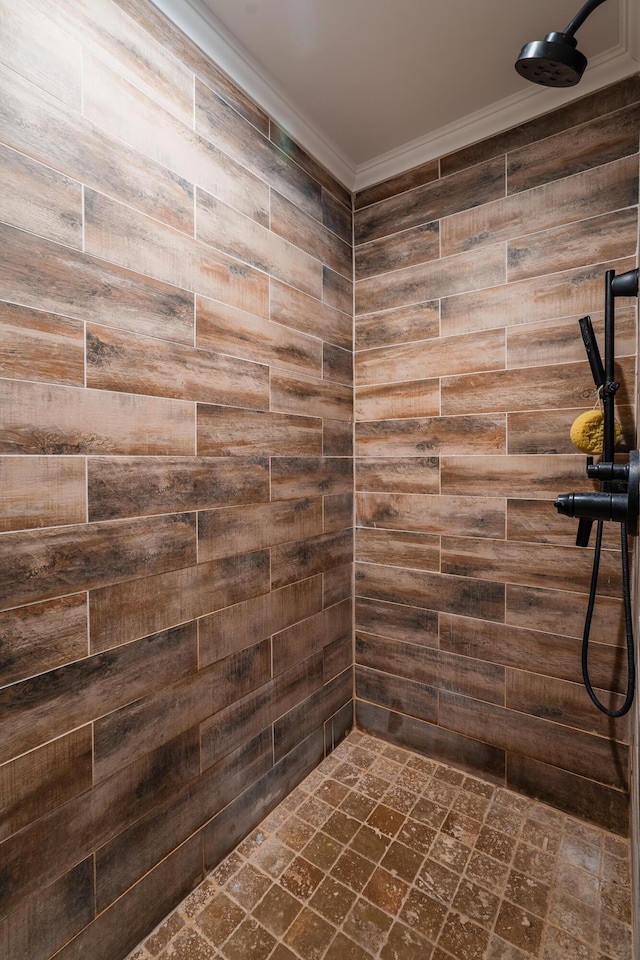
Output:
[198, 498, 323, 561]
[355, 457, 440, 494]
[357, 491, 504, 539]
[0, 594, 87, 689]
[506, 307, 636, 369]
[274, 669, 351, 761]
[324, 492, 353, 533]
[508, 208, 638, 283]
[354, 157, 505, 245]
[271, 278, 352, 349]
[322, 189, 352, 244]
[506, 498, 574, 546]
[355, 561, 505, 622]
[0, 1, 81, 108]
[323, 419, 353, 457]
[0, 858, 94, 960]
[272, 599, 351, 675]
[89, 550, 270, 652]
[195, 79, 322, 220]
[506, 754, 628, 836]
[0, 623, 197, 766]
[356, 701, 506, 785]
[357, 632, 504, 704]
[53, 835, 202, 960]
[439, 613, 625, 692]
[86, 323, 269, 408]
[439, 690, 627, 790]
[356, 414, 506, 458]
[271, 190, 352, 279]
[0, 512, 196, 610]
[0, 729, 200, 923]
[197, 405, 322, 457]
[441, 454, 587, 500]
[323, 633, 352, 683]
[0, 142, 82, 248]
[29, 0, 194, 124]
[356, 665, 438, 725]
[441, 536, 622, 597]
[0, 302, 84, 387]
[203, 730, 324, 871]
[200, 680, 273, 772]
[506, 669, 628, 742]
[355, 378, 439, 421]
[508, 404, 636, 455]
[115, 0, 269, 135]
[88, 456, 269, 522]
[443, 154, 638, 256]
[0, 223, 195, 345]
[356, 528, 440, 571]
[93, 641, 271, 783]
[355, 301, 439, 352]
[272, 653, 324, 720]
[85, 189, 269, 317]
[272, 530, 353, 589]
[95, 730, 272, 912]
[270, 124, 351, 208]
[441, 256, 637, 337]
[196, 296, 323, 379]
[323, 342, 353, 385]
[355, 220, 439, 281]
[198, 576, 323, 667]
[355, 596, 438, 647]
[323, 265, 353, 317]
[271, 370, 353, 421]
[507, 102, 640, 194]
[356, 328, 505, 386]
[355, 244, 505, 316]
[271, 457, 352, 500]
[83, 54, 270, 226]
[0, 726, 92, 842]
[0, 380, 195, 456]
[0, 62, 193, 233]
[354, 159, 439, 211]
[441, 358, 633, 416]
[323, 565, 353, 608]
[505, 583, 624, 647]
[197, 189, 322, 298]
[0, 456, 85, 532]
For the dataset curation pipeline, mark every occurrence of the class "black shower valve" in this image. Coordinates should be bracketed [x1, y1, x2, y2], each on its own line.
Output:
[555, 491, 630, 523]
[554, 449, 640, 537]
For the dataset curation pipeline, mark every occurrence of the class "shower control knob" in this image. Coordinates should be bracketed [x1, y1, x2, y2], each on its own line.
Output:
[554, 492, 629, 523]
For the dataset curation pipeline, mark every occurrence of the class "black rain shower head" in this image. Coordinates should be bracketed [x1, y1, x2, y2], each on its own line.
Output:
[515, 0, 609, 87]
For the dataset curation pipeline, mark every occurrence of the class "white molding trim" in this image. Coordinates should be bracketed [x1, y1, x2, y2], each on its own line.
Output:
[355, 45, 638, 191]
[151, 0, 638, 194]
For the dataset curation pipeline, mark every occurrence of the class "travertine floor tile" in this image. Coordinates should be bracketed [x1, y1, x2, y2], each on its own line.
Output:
[125, 730, 632, 960]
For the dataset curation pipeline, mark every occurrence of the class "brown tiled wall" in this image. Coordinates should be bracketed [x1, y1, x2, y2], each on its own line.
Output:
[0, 1, 353, 957]
[354, 76, 640, 838]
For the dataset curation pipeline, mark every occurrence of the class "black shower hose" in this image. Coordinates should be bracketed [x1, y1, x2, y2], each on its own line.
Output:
[582, 519, 635, 716]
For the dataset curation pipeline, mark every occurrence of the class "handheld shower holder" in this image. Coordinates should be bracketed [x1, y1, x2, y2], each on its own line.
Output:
[554, 267, 640, 541]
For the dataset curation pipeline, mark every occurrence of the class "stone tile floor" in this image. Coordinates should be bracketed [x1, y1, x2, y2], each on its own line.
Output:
[125, 729, 633, 960]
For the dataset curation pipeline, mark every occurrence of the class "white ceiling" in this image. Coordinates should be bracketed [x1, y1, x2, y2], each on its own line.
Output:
[154, 0, 640, 190]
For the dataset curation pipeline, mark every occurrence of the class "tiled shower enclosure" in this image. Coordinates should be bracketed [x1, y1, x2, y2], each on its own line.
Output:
[0, 0, 638, 958]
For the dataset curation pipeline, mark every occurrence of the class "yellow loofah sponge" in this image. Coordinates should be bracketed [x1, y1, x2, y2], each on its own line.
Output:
[570, 409, 621, 455]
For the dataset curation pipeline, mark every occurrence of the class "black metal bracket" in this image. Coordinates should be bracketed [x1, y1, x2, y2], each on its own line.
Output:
[554, 267, 639, 541]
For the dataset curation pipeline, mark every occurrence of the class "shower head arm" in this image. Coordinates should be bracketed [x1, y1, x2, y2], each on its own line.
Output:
[562, 0, 608, 39]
